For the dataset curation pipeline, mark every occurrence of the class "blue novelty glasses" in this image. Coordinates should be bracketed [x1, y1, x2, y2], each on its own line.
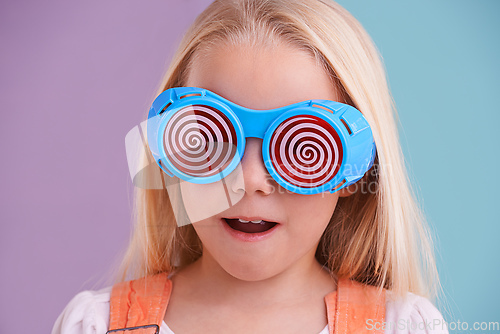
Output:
[138, 87, 375, 195]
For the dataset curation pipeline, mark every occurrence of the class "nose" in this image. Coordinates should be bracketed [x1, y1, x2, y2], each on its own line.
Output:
[229, 137, 275, 196]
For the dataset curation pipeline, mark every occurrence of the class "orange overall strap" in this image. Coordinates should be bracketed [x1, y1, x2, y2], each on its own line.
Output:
[107, 272, 172, 334]
[324, 278, 386, 334]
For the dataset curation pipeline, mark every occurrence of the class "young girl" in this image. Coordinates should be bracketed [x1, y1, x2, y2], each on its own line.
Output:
[53, 0, 448, 333]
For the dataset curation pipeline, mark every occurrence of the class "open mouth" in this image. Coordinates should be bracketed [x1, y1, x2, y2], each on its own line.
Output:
[223, 218, 278, 234]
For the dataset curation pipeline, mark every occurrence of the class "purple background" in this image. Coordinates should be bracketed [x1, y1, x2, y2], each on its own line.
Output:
[0, 1, 212, 332]
[1, 0, 499, 332]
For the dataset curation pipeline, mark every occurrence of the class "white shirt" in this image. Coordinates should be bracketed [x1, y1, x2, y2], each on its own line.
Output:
[52, 286, 448, 334]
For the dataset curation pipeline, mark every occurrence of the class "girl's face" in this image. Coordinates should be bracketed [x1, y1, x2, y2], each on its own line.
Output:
[183, 42, 348, 281]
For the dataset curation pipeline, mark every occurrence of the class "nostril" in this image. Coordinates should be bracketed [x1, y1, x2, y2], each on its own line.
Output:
[227, 162, 275, 195]
[228, 138, 276, 195]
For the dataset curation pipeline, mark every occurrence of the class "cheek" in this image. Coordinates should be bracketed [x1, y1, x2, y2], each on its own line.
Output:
[178, 165, 245, 224]
[180, 182, 226, 223]
[191, 218, 219, 243]
[179, 180, 241, 224]
[284, 193, 339, 235]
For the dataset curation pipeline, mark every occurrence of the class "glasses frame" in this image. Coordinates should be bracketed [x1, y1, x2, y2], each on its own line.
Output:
[146, 87, 376, 195]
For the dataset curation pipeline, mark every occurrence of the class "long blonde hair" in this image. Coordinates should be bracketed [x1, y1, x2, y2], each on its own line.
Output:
[118, 0, 439, 299]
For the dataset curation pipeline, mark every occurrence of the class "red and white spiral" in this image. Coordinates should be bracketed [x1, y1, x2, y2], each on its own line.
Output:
[269, 115, 343, 188]
[163, 105, 238, 177]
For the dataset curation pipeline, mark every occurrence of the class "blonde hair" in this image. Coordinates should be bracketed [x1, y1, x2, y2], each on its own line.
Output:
[118, 0, 440, 299]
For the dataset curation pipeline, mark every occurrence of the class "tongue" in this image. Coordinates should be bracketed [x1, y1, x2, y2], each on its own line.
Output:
[224, 218, 277, 233]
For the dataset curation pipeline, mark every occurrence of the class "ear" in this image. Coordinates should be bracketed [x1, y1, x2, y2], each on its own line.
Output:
[338, 183, 357, 197]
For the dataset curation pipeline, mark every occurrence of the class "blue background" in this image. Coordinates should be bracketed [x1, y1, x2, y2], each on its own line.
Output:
[0, 0, 498, 332]
[336, 0, 500, 326]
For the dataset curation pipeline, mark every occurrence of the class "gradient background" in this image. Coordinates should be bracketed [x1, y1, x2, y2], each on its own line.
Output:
[1, 0, 498, 333]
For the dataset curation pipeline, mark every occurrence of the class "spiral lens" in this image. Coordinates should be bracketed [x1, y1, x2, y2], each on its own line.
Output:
[269, 115, 343, 188]
[163, 105, 238, 178]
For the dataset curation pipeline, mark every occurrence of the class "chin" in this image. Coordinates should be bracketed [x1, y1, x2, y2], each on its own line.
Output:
[220, 257, 283, 282]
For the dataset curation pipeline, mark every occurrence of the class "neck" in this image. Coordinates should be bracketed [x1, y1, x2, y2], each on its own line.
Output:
[180, 247, 336, 310]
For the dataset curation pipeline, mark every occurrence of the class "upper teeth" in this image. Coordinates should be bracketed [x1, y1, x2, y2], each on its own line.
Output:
[238, 218, 264, 224]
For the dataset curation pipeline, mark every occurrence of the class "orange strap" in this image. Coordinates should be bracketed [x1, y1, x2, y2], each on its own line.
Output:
[325, 278, 386, 334]
[107, 272, 172, 334]
[108, 274, 385, 334]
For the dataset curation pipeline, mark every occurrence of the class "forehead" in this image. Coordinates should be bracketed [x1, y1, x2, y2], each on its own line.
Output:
[185, 43, 342, 110]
